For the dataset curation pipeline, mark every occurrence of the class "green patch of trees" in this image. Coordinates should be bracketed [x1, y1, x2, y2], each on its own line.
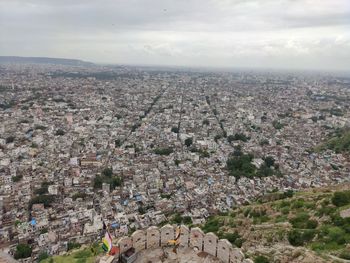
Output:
[171, 127, 179, 133]
[316, 128, 350, 154]
[154, 147, 173, 155]
[288, 229, 316, 246]
[38, 251, 49, 262]
[14, 244, 32, 259]
[332, 190, 350, 207]
[289, 212, 318, 229]
[67, 242, 81, 251]
[184, 137, 193, 147]
[254, 255, 270, 263]
[29, 195, 55, 209]
[55, 129, 65, 136]
[6, 136, 15, 144]
[227, 133, 250, 143]
[272, 120, 284, 130]
[12, 175, 23, 182]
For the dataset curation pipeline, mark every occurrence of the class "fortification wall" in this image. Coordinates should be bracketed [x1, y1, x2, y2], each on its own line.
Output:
[114, 224, 253, 263]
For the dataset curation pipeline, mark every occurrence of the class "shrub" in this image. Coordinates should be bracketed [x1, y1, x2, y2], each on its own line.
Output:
[185, 137, 193, 147]
[38, 251, 49, 262]
[67, 242, 81, 251]
[288, 229, 315, 246]
[154, 147, 173, 155]
[14, 244, 32, 259]
[12, 175, 23, 182]
[254, 255, 270, 263]
[171, 127, 179, 133]
[332, 191, 350, 207]
[339, 249, 350, 260]
[55, 129, 65, 136]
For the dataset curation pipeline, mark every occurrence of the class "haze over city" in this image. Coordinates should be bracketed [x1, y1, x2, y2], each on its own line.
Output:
[1, 0, 350, 71]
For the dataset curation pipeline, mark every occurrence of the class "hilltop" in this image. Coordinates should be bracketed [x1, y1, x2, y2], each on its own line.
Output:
[0, 56, 94, 66]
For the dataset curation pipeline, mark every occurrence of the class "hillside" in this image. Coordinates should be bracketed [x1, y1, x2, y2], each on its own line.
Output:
[41, 185, 350, 263]
[0, 56, 94, 67]
[315, 127, 350, 154]
[200, 184, 350, 263]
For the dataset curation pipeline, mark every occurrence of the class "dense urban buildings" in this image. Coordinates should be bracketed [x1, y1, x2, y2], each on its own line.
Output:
[0, 62, 349, 262]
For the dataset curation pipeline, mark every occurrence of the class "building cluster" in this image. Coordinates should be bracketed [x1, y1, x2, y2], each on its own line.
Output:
[0, 63, 349, 260]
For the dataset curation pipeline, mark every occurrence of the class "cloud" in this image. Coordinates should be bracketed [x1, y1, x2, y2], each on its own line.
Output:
[0, 0, 349, 71]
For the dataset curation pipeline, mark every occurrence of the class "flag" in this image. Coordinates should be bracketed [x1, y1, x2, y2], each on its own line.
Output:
[102, 232, 112, 253]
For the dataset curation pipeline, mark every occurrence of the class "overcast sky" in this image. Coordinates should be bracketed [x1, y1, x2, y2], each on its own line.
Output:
[1, 0, 349, 71]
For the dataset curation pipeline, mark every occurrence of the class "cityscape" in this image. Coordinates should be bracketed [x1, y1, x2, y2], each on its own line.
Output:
[1, 0, 350, 262]
[0, 61, 350, 262]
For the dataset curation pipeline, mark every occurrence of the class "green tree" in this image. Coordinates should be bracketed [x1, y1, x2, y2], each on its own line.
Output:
[102, 167, 113, 177]
[332, 191, 350, 207]
[264, 156, 275, 167]
[254, 256, 270, 263]
[14, 244, 32, 259]
[55, 129, 65, 136]
[185, 137, 193, 147]
[171, 126, 179, 133]
[38, 251, 49, 262]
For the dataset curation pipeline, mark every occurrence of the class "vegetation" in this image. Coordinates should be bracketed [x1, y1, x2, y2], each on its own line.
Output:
[67, 242, 81, 251]
[316, 128, 350, 154]
[254, 255, 270, 263]
[38, 251, 49, 262]
[14, 244, 32, 259]
[6, 136, 15, 144]
[272, 120, 284, 130]
[154, 147, 173, 155]
[171, 126, 179, 133]
[332, 190, 350, 207]
[12, 174, 23, 182]
[29, 195, 55, 209]
[55, 129, 65, 136]
[227, 152, 281, 180]
[184, 137, 193, 147]
[93, 175, 122, 190]
[227, 133, 250, 143]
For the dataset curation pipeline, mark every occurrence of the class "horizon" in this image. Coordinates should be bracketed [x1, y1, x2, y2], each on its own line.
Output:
[0, 0, 350, 72]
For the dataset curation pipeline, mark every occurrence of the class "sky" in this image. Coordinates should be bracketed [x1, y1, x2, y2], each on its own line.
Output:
[0, 0, 350, 71]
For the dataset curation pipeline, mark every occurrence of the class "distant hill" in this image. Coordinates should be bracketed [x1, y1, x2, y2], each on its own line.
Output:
[0, 56, 94, 66]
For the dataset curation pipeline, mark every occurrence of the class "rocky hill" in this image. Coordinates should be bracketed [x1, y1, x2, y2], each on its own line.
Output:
[200, 183, 350, 263]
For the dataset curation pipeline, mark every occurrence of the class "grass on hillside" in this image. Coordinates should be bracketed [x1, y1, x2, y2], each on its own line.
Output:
[41, 243, 104, 263]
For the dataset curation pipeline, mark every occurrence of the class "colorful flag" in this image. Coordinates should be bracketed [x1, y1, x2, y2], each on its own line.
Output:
[102, 232, 112, 252]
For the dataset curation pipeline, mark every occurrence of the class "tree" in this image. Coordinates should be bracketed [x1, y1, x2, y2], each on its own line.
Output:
[29, 195, 55, 209]
[185, 137, 193, 147]
[115, 139, 122, 147]
[67, 242, 81, 251]
[55, 129, 65, 136]
[102, 167, 113, 177]
[6, 136, 15, 144]
[12, 175, 23, 182]
[288, 229, 315, 246]
[272, 120, 284, 130]
[38, 251, 49, 262]
[171, 126, 179, 133]
[332, 191, 350, 207]
[264, 156, 275, 168]
[14, 244, 32, 259]
[202, 119, 209, 125]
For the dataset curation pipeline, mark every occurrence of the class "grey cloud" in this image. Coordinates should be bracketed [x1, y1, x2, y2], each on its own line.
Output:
[0, 0, 349, 71]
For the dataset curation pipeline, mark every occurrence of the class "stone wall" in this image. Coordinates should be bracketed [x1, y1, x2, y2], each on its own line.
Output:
[115, 224, 252, 263]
